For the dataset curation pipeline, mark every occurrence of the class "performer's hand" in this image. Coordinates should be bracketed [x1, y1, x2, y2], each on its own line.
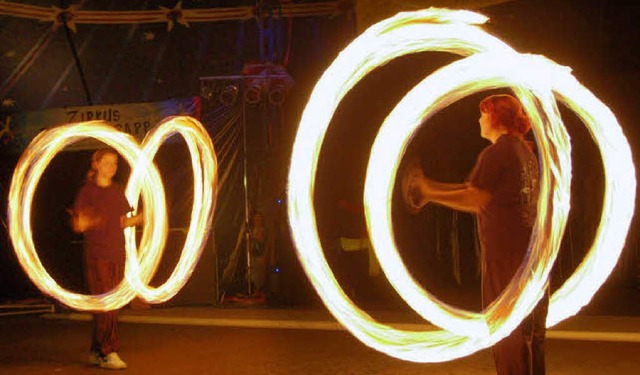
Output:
[68, 208, 102, 232]
[401, 160, 429, 214]
[121, 211, 144, 228]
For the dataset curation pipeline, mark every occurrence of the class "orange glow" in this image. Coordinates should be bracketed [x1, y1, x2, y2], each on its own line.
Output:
[287, 8, 635, 362]
[8, 116, 217, 311]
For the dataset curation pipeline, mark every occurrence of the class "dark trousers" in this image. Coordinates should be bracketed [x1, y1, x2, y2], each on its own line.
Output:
[85, 255, 123, 356]
[483, 260, 549, 375]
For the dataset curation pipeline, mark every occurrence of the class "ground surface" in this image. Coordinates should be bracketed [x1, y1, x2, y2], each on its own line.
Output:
[1, 305, 639, 375]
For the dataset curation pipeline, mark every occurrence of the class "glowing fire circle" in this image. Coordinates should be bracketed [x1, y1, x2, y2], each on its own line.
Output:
[8, 116, 217, 312]
[287, 8, 635, 362]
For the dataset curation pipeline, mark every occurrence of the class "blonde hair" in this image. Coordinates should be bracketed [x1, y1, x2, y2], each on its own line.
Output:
[86, 147, 118, 182]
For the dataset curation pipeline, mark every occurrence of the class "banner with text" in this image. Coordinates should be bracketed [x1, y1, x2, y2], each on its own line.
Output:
[0, 96, 201, 153]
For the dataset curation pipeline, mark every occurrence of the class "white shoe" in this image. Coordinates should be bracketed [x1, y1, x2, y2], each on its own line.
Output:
[100, 352, 127, 370]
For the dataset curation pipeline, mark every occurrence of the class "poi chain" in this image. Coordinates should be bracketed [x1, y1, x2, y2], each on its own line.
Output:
[287, 8, 636, 362]
[8, 116, 217, 312]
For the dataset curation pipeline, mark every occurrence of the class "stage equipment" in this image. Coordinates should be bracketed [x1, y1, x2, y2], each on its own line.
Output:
[200, 68, 293, 299]
[243, 80, 264, 105]
[200, 79, 240, 106]
[268, 84, 286, 106]
[220, 84, 240, 106]
[241, 62, 294, 105]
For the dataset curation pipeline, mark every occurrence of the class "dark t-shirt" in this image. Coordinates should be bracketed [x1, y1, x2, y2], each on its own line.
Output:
[468, 134, 539, 262]
[73, 181, 132, 262]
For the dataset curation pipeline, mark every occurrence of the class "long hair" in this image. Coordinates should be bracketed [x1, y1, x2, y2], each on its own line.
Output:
[86, 147, 117, 182]
[479, 94, 531, 137]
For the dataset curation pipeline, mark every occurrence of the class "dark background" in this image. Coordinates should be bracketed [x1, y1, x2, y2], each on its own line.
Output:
[1, 0, 638, 316]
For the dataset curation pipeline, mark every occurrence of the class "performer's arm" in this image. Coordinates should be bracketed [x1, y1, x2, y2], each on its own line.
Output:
[421, 180, 490, 214]
[402, 165, 490, 214]
[69, 209, 102, 233]
[121, 212, 143, 228]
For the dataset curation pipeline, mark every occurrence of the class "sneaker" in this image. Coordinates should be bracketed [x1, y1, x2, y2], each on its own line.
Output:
[89, 351, 103, 366]
[100, 352, 127, 370]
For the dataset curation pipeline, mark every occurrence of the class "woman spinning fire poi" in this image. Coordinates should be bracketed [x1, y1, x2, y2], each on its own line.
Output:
[402, 94, 548, 375]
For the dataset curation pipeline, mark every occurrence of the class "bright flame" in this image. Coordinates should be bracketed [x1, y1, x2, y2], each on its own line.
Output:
[8, 116, 217, 311]
[287, 8, 635, 362]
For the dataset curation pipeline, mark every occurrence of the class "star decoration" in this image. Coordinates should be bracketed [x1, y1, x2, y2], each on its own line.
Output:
[2, 98, 16, 108]
[51, 5, 79, 33]
[143, 31, 156, 41]
[0, 116, 14, 144]
[160, 2, 189, 32]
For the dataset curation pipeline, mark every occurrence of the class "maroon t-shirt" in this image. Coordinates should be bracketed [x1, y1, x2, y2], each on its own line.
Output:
[73, 181, 132, 262]
[468, 134, 539, 262]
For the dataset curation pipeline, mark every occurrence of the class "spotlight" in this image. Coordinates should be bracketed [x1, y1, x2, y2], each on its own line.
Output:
[242, 62, 294, 106]
[219, 84, 239, 106]
[201, 83, 215, 102]
[244, 84, 263, 105]
[268, 85, 286, 106]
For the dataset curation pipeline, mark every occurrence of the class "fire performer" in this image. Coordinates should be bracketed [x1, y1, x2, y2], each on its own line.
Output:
[70, 147, 143, 370]
[402, 94, 549, 374]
